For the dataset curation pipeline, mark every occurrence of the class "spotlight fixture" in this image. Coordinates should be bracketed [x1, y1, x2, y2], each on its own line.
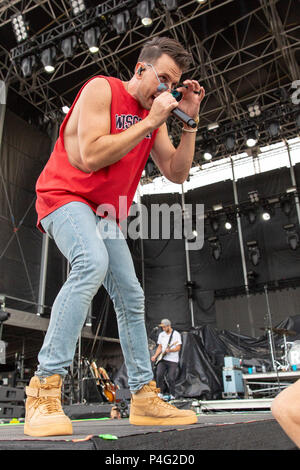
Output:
[207, 122, 219, 131]
[248, 190, 259, 203]
[247, 270, 258, 285]
[210, 217, 219, 233]
[41, 47, 56, 73]
[203, 139, 217, 161]
[280, 196, 293, 216]
[112, 11, 130, 34]
[247, 241, 261, 267]
[267, 120, 280, 138]
[70, 0, 86, 16]
[262, 210, 271, 221]
[246, 129, 259, 148]
[61, 35, 77, 58]
[20, 55, 36, 78]
[137, 0, 155, 26]
[11, 13, 28, 43]
[161, 0, 178, 10]
[208, 237, 222, 261]
[225, 133, 236, 152]
[225, 220, 232, 230]
[84, 27, 100, 53]
[248, 104, 261, 117]
[246, 209, 257, 224]
[62, 105, 70, 114]
[284, 224, 299, 251]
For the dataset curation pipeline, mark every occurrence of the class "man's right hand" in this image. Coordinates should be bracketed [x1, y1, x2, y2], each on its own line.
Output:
[147, 91, 179, 129]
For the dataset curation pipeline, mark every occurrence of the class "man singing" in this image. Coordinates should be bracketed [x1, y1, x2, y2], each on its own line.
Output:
[24, 36, 205, 436]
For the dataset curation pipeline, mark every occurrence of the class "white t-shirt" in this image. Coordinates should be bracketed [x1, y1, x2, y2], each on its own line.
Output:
[157, 330, 182, 363]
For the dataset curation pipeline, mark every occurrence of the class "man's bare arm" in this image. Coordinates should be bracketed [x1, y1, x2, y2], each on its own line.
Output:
[78, 78, 178, 172]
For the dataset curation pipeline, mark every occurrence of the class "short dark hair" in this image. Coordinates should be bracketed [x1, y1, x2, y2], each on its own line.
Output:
[138, 36, 192, 72]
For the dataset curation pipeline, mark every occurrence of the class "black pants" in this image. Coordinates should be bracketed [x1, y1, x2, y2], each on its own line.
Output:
[156, 359, 178, 397]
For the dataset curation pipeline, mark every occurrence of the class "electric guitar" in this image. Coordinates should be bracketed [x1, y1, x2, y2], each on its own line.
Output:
[154, 341, 179, 366]
[86, 359, 118, 403]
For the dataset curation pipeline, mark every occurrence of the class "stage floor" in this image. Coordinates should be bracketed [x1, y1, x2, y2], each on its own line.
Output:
[0, 409, 297, 451]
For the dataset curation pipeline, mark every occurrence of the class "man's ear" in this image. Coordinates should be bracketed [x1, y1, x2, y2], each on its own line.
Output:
[136, 62, 146, 77]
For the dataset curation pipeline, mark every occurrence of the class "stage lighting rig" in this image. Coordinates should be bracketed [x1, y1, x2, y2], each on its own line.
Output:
[266, 120, 281, 138]
[225, 133, 236, 152]
[248, 190, 259, 203]
[161, 0, 178, 11]
[112, 11, 130, 34]
[70, 0, 86, 16]
[202, 139, 217, 161]
[20, 55, 36, 78]
[61, 36, 78, 59]
[11, 13, 29, 44]
[280, 195, 293, 216]
[41, 47, 56, 73]
[247, 241, 261, 267]
[84, 27, 100, 54]
[248, 104, 261, 118]
[284, 224, 299, 251]
[246, 128, 259, 148]
[137, 0, 155, 26]
[208, 237, 222, 261]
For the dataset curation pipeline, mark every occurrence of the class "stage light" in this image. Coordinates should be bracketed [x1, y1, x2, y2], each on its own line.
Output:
[246, 209, 257, 224]
[248, 190, 259, 203]
[207, 122, 219, 131]
[137, 0, 155, 26]
[248, 104, 261, 117]
[208, 237, 222, 261]
[284, 224, 299, 251]
[246, 129, 258, 147]
[247, 270, 258, 285]
[20, 55, 36, 78]
[41, 47, 56, 73]
[225, 220, 232, 230]
[161, 0, 178, 10]
[203, 139, 216, 161]
[70, 0, 86, 16]
[84, 27, 100, 53]
[280, 197, 293, 216]
[11, 13, 28, 43]
[267, 120, 280, 138]
[112, 11, 130, 34]
[62, 105, 70, 114]
[247, 241, 261, 266]
[225, 133, 236, 152]
[262, 210, 271, 221]
[210, 217, 219, 233]
[61, 36, 77, 58]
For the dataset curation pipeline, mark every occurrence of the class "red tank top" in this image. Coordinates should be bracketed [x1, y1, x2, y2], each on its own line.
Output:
[35, 75, 158, 231]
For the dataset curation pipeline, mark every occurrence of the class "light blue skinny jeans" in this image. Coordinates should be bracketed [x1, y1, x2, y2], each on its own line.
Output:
[36, 201, 153, 392]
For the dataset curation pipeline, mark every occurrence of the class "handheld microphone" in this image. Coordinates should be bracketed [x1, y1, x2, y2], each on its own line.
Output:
[156, 84, 197, 128]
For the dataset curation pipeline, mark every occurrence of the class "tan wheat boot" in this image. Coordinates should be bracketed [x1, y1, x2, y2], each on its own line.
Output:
[24, 374, 73, 437]
[129, 381, 198, 426]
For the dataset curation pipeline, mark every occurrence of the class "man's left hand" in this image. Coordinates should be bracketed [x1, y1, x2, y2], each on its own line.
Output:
[176, 80, 205, 119]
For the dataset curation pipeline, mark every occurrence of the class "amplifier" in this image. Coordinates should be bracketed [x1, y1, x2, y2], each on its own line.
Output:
[0, 386, 25, 403]
[0, 404, 25, 419]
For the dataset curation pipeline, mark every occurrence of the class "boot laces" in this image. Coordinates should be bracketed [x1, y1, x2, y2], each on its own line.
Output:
[148, 384, 176, 409]
[38, 397, 61, 413]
